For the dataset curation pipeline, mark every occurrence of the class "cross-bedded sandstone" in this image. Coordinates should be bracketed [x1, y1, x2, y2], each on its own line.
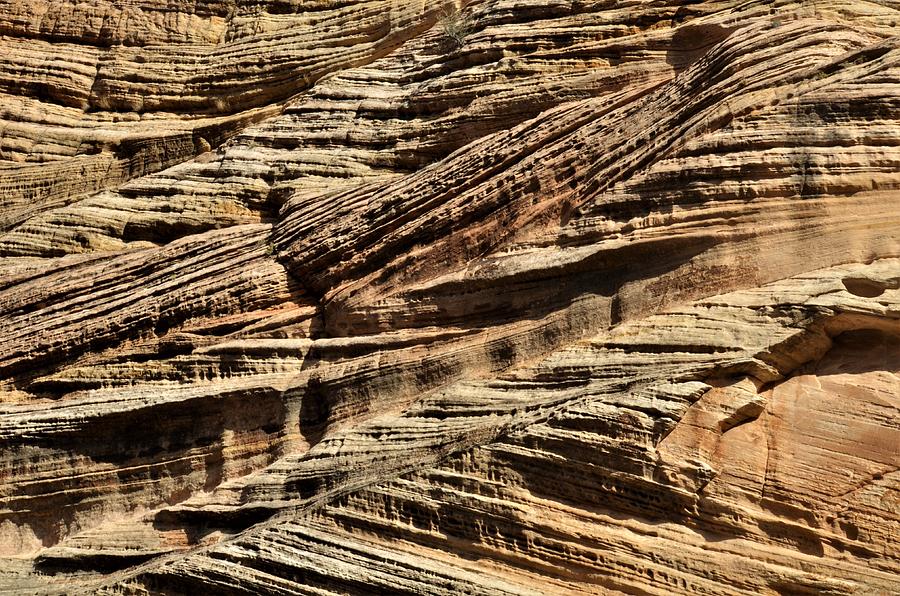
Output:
[0, 1, 898, 594]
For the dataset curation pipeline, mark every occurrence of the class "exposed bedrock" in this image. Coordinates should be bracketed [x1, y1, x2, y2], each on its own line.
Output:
[0, 0, 899, 594]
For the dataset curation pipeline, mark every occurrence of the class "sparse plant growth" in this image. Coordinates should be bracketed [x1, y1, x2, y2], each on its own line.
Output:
[439, 8, 473, 49]
[794, 150, 815, 198]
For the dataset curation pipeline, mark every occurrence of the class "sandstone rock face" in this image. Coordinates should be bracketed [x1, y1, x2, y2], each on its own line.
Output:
[1, 0, 899, 594]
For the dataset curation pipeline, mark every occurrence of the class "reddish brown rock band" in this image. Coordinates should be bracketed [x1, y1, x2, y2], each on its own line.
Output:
[0, 1, 898, 594]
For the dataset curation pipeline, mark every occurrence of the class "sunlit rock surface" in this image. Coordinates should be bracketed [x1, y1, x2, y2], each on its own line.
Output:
[0, 1, 898, 594]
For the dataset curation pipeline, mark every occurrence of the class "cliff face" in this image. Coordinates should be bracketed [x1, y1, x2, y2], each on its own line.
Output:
[1, 1, 899, 594]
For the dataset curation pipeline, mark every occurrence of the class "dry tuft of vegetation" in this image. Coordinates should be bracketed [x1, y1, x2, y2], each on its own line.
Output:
[440, 8, 473, 49]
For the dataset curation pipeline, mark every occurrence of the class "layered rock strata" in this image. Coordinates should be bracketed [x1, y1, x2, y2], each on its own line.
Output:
[0, 1, 898, 594]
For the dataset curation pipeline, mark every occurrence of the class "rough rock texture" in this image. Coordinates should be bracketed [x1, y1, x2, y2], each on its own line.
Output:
[1, 0, 899, 594]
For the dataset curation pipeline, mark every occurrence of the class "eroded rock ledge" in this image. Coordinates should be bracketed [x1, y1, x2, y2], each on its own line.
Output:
[1, 1, 898, 594]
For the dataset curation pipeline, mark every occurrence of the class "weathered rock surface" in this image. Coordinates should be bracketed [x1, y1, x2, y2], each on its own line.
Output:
[0, 0, 898, 594]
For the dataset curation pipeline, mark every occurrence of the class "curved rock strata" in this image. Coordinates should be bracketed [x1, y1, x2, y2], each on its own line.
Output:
[0, 1, 899, 594]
